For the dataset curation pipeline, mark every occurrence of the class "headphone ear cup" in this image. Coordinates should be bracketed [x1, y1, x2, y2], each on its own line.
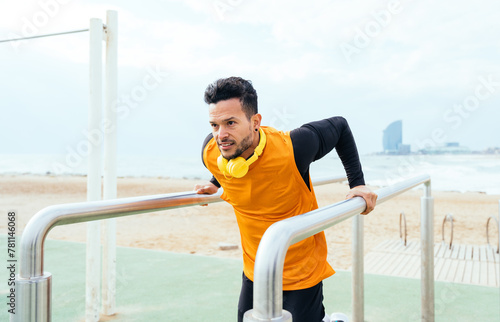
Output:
[227, 157, 249, 178]
[217, 155, 228, 174]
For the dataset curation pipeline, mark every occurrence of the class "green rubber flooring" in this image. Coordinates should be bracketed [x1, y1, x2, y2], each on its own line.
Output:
[1, 236, 498, 321]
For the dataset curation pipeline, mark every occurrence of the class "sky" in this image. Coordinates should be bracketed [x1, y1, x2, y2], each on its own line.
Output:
[1, 0, 499, 158]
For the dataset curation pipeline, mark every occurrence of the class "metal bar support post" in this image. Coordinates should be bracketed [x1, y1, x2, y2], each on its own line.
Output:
[352, 213, 364, 322]
[421, 182, 434, 321]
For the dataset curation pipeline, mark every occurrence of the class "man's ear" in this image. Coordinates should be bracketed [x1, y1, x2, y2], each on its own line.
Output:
[252, 113, 262, 129]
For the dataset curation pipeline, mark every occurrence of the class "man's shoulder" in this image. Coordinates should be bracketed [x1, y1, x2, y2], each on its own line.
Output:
[290, 117, 347, 139]
[261, 126, 293, 145]
[201, 133, 217, 166]
[202, 133, 215, 149]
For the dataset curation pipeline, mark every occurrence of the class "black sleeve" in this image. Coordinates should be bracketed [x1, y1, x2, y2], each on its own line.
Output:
[290, 116, 365, 189]
[201, 133, 221, 188]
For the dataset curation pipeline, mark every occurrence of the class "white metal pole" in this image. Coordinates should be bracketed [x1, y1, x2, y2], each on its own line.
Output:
[421, 182, 435, 321]
[351, 214, 364, 322]
[498, 200, 499, 320]
[86, 17, 103, 322]
[102, 10, 118, 316]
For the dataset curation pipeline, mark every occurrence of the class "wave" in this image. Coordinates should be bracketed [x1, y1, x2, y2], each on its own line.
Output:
[1, 153, 499, 195]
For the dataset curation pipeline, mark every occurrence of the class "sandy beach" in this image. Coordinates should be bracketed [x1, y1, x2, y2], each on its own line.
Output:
[1, 175, 498, 270]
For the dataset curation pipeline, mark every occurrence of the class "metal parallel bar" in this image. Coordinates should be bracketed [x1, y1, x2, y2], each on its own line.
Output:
[244, 174, 432, 322]
[17, 175, 346, 279]
[20, 191, 221, 279]
[0, 29, 89, 43]
[310, 176, 347, 186]
[312, 176, 347, 186]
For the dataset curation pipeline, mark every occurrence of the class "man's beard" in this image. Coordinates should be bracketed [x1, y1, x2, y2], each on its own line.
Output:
[220, 132, 253, 160]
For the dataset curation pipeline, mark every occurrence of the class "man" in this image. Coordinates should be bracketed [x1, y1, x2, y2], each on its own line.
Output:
[195, 77, 377, 322]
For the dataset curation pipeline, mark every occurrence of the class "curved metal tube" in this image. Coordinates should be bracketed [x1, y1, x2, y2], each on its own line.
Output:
[442, 213, 454, 249]
[399, 211, 407, 246]
[20, 190, 222, 278]
[486, 215, 499, 252]
[250, 174, 431, 320]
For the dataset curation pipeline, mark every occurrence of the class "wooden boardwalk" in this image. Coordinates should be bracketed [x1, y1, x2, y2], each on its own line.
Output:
[364, 240, 500, 287]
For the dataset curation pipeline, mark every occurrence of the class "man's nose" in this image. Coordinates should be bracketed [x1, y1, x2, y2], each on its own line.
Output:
[218, 126, 229, 140]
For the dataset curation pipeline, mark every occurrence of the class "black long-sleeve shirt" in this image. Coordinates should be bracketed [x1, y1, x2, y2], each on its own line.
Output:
[202, 116, 365, 190]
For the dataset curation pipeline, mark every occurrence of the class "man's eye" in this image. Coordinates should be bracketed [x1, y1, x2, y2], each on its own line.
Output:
[227, 121, 234, 126]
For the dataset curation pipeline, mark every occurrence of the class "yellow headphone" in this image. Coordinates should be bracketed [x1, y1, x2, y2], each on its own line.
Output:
[217, 128, 267, 179]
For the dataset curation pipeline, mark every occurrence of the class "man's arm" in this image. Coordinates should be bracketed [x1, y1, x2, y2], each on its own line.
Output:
[290, 116, 364, 187]
[290, 116, 377, 214]
[346, 185, 377, 215]
[196, 133, 220, 195]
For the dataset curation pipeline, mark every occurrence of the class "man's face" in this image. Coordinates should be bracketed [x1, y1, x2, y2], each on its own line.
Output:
[208, 98, 256, 160]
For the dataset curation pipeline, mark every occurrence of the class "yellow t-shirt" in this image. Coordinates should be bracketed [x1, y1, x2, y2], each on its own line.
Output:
[203, 126, 335, 290]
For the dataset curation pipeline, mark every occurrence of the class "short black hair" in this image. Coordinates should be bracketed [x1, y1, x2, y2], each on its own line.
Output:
[204, 77, 258, 120]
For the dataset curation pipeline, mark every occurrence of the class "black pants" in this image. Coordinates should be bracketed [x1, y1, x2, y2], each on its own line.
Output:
[237, 273, 325, 322]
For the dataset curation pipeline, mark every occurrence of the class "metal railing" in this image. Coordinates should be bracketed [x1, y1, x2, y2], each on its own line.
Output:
[12, 175, 346, 322]
[243, 174, 434, 322]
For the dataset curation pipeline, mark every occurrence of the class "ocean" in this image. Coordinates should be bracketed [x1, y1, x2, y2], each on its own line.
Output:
[1, 153, 499, 195]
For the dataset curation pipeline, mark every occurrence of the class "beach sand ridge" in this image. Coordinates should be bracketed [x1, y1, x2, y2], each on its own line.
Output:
[1, 175, 498, 270]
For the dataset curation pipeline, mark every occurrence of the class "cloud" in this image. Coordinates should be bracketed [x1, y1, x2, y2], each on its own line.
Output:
[1, 0, 499, 155]
[0, 1, 222, 68]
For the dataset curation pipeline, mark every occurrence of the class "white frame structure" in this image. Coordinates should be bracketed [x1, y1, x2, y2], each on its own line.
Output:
[5, 10, 118, 322]
[87, 10, 118, 322]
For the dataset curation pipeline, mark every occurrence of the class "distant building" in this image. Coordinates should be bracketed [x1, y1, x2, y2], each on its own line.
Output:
[419, 142, 470, 154]
[382, 120, 410, 154]
[383, 120, 401, 153]
[484, 147, 500, 154]
[397, 143, 411, 154]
